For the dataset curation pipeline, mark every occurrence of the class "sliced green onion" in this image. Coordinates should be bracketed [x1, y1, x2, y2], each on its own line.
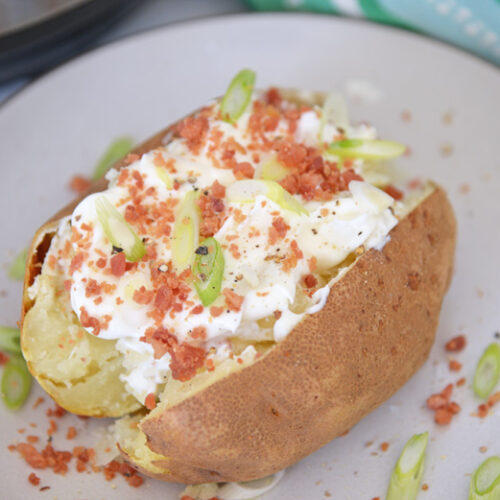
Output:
[386, 432, 428, 500]
[474, 343, 500, 399]
[319, 91, 349, 140]
[328, 139, 406, 160]
[172, 190, 201, 272]
[8, 248, 27, 281]
[469, 456, 500, 500]
[92, 137, 134, 180]
[226, 179, 308, 216]
[259, 157, 290, 182]
[220, 69, 256, 123]
[95, 196, 146, 262]
[155, 166, 173, 189]
[193, 238, 225, 307]
[1, 355, 32, 411]
[0, 326, 21, 354]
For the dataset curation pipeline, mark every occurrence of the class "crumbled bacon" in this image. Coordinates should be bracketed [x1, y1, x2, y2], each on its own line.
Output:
[154, 285, 173, 312]
[268, 216, 289, 245]
[304, 274, 318, 288]
[140, 328, 206, 381]
[233, 161, 255, 179]
[85, 279, 101, 297]
[223, 288, 244, 312]
[110, 252, 126, 277]
[144, 393, 156, 410]
[28, 472, 40, 486]
[383, 185, 404, 200]
[191, 326, 207, 340]
[445, 335, 466, 352]
[68, 175, 91, 194]
[197, 182, 227, 237]
[133, 286, 154, 305]
[426, 383, 460, 425]
[176, 116, 209, 153]
[69, 252, 85, 275]
[79, 307, 100, 336]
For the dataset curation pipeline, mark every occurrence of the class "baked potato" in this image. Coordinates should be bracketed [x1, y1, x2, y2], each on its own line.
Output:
[20, 71, 456, 484]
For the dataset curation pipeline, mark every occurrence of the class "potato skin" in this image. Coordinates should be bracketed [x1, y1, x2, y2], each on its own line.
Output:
[140, 186, 456, 483]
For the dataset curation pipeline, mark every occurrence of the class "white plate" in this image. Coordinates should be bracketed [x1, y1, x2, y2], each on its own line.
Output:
[1, 13, 500, 500]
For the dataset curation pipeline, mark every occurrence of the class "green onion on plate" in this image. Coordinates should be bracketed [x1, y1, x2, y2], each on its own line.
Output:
[328, 139, 406, 160]
[1, 355, 32, 411]
[220, 69, 256, 123]
[0, 326, 21, 354]
[469, 456, 500, 500]
[95, 196, 146, 262]
[474, 343, 500, 399]
[92, 137, 134, 180]
[386, 432, 428, 500]
[8, 248, 27, 281]
[193, 238, 225, 307]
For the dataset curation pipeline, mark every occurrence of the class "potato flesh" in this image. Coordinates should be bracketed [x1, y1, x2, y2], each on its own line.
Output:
[22, 250, 140, 417]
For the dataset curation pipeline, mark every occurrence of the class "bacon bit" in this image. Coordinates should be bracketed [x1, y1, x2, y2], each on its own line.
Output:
[177, 116, 209, 153]
[32, 397, 45, 409]
[308, 256, 317, 272]
[426, 383, 460, 425]
[191, 326, 207, 340]
[132, 170, 144, 190]
[269, 216, 289, 245]
[273, 310, 282, 320]
[144, 393, 156, 410]
[69, 252, 85, 275]
[233, 161, 255, 179]
[16, 443, 48, 469]
[96, 258, 107, 269]
[229, 243, 241, 259]
[124, 153, 141, 165]
[211, 180, 226, 198]
[477, 404, 489, 418]
[237, 357, 243, 364]
[276, 139, 308, 168]
[110, 252, 126, 277]
[63, 279, 72, 292]
[380, 442, 389, 452]
[282, 240, 303, 272]
[210, 306, 224, 317]
[304, 274, 318, 288]
[79, 306, 101, 336]
[68, 175, 91, 194]
[46, 405, 66, 418]
[265, 87, 282, 107]
[480, 446, 488, 453]
[383, 185, 404, 200]
[28, 472, 40, 486]
[0, 352, 9, 365]
[456, 377, 466, 387]
[422, 483, 429, 491]
[190, 304, 204, 315]
[133, 286, 154, 305]
[85, 278, 101, 297]
[154, 285, 173, 312]
[66, 427, 77, 440]
[27, 435, 39, 444]
[223, 288, 244, 312]
[140, 328, 206, 381]
[47, 420, 57, 437]
[445, 335, 466, 352]
[449, 359, 462, 372]
[47, 254, 57, 269]
[434, 408, 453, 425]
[487, 391, 500, 407]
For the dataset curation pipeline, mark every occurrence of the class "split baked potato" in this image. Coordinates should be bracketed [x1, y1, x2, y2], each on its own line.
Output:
[20, 72, 456, 484]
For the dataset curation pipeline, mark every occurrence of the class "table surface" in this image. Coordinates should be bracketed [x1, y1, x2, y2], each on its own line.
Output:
[0, 0, 248, 104]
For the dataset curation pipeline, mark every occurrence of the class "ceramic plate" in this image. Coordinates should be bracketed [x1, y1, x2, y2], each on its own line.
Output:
[1, 13, 499, 500]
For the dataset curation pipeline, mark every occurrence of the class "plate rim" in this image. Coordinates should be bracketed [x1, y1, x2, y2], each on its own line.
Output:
[1, 11, 498, 113]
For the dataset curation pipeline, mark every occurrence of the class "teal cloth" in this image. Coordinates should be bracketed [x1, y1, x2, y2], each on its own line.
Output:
[247, 0, 500, 66]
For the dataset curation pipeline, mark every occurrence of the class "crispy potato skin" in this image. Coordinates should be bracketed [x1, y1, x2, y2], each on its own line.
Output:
[140, 186, 456, 483]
